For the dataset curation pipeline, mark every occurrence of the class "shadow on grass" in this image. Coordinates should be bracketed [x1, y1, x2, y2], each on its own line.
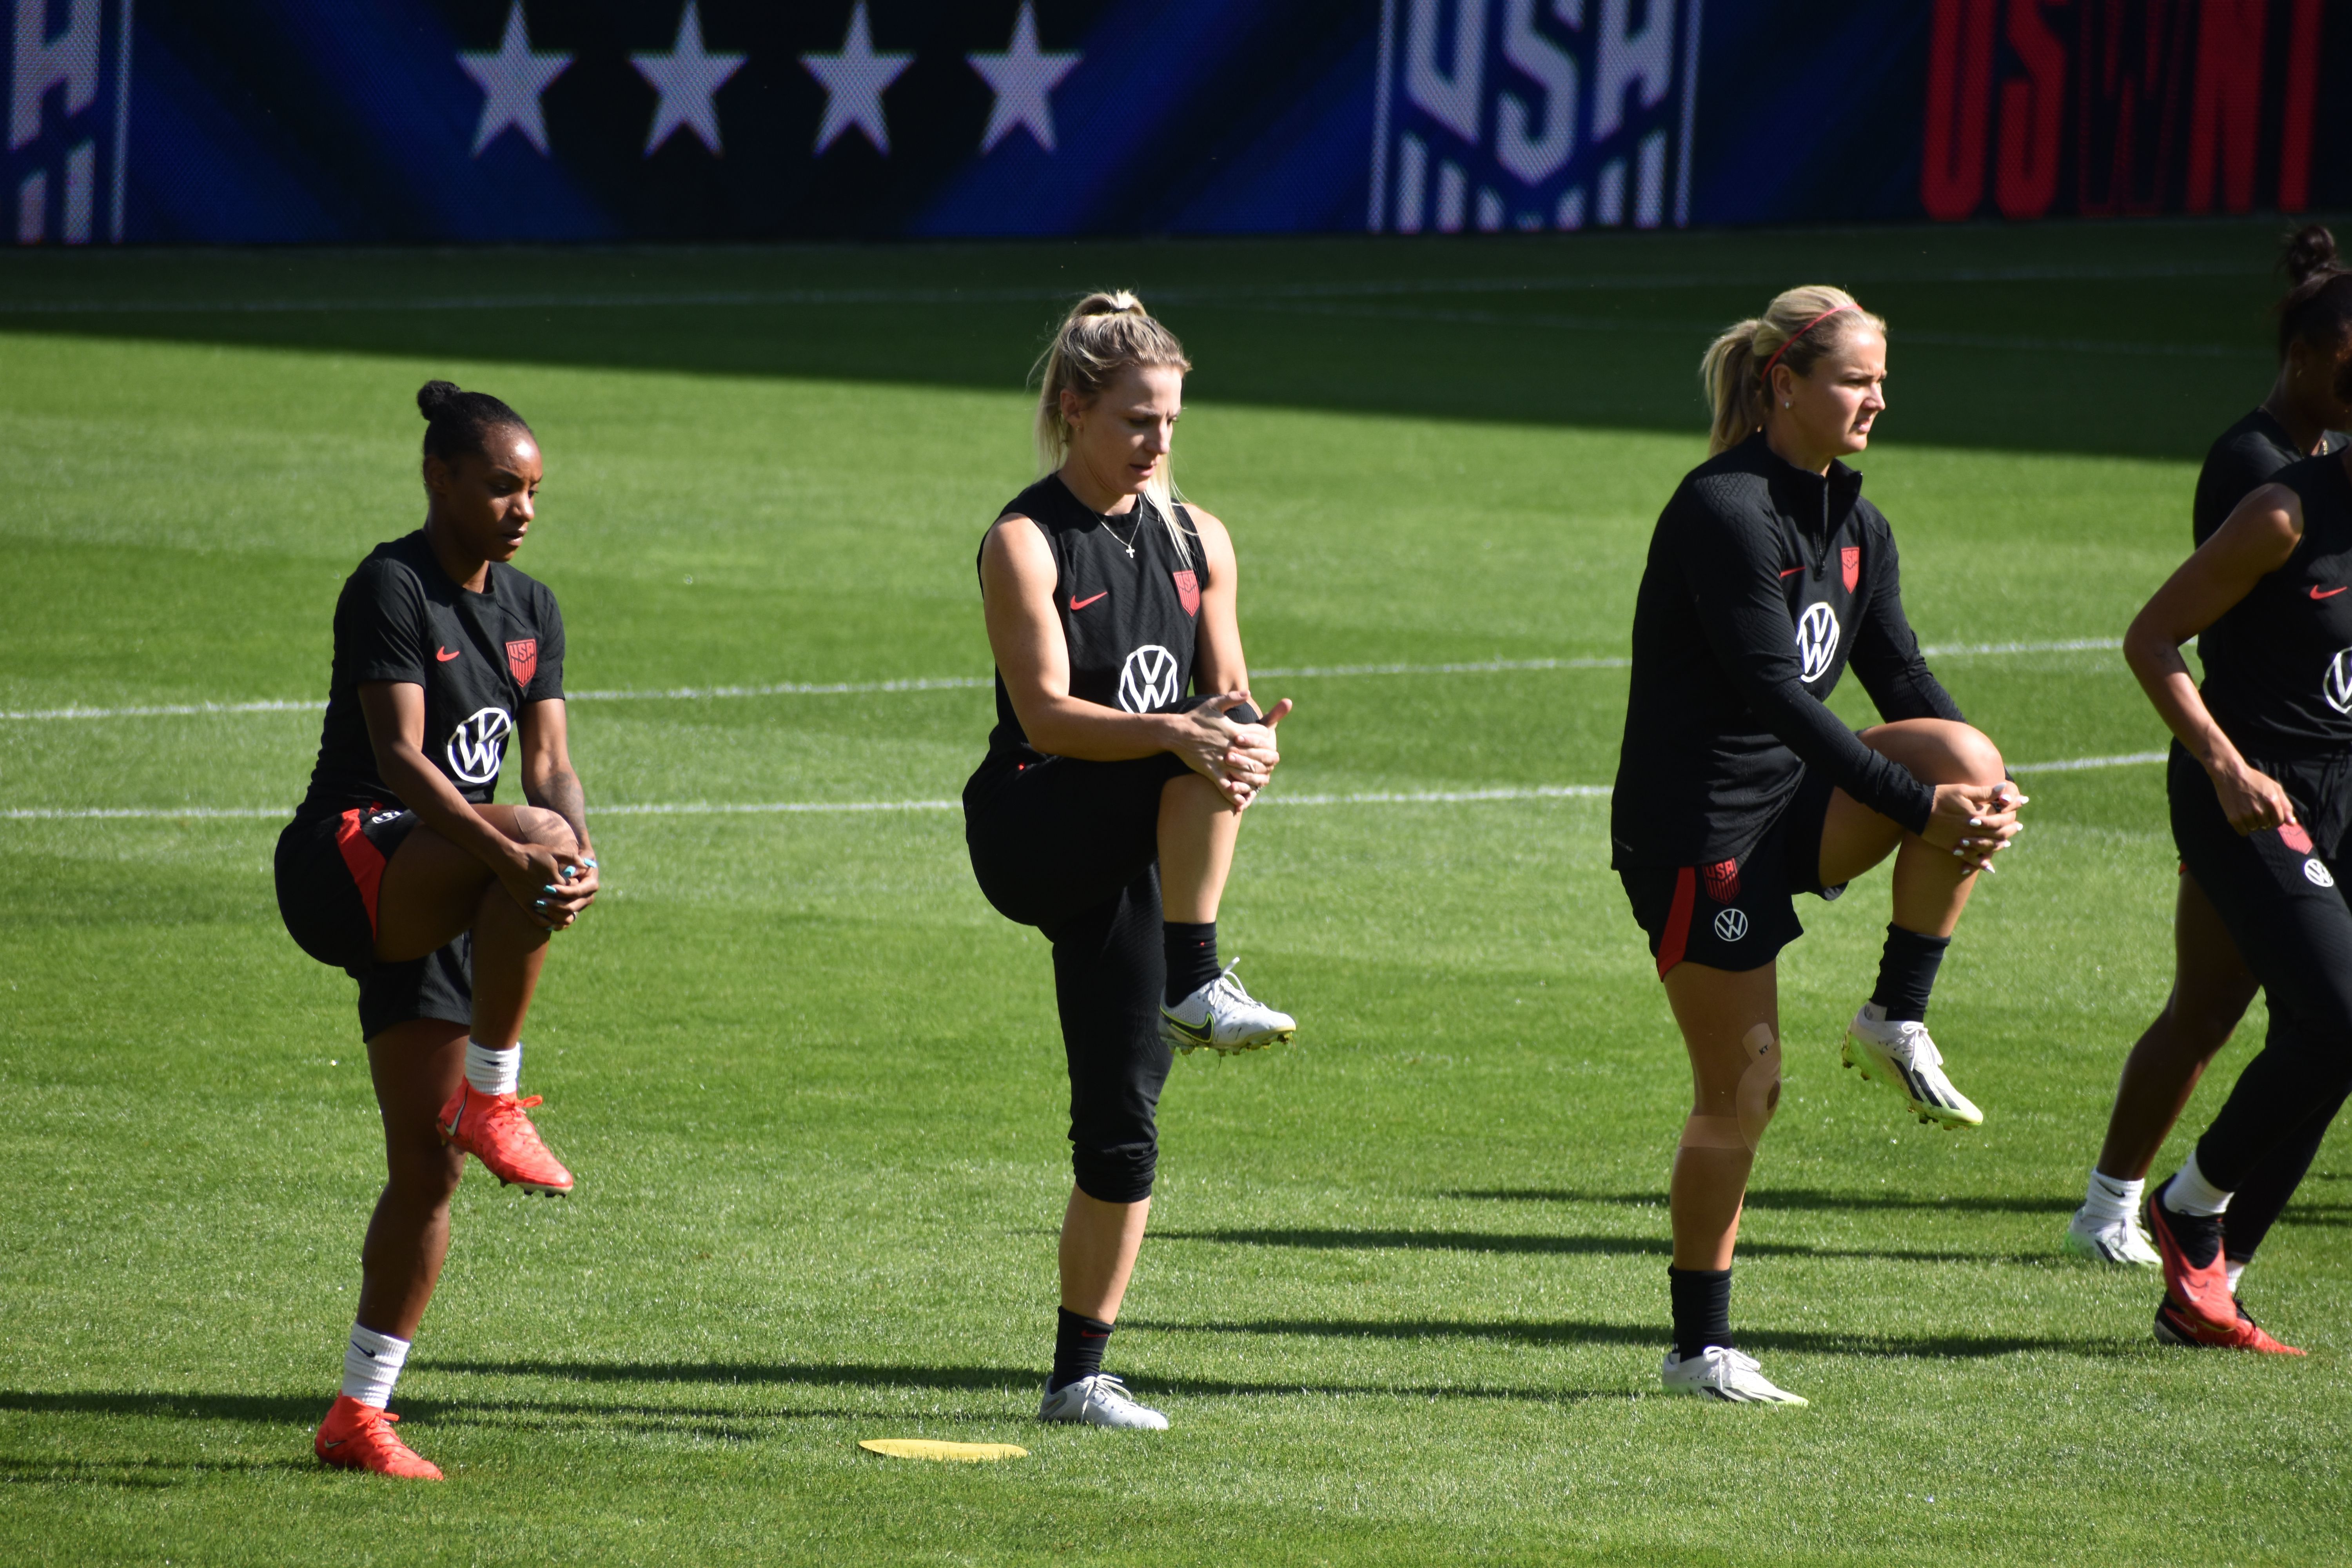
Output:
[1151, 1227, 2055, 1266]
[429, 1361, 1619, 1407]
[1441, 1187, 2081, 1216]
[1134, 1319, 2142, 1359]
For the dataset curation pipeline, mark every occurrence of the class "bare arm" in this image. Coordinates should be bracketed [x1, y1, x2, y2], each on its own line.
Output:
[2123, 482, 2304, 834]
[357, 682, 580, 927]
[1184, 506, 1292, 803]
[518, 697, 599, 918]
[979, 512, 1265, 802]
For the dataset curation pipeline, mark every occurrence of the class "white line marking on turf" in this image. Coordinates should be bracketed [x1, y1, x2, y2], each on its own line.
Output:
[0, 753, 2166, 821]
[0, 641, 2121, 722]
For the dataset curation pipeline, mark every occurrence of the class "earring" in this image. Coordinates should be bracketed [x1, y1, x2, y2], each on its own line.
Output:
[1782, 400, 1791, 408]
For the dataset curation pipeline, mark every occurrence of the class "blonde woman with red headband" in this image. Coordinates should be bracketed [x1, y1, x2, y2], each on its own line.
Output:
[1608, 285, 2025, 1403]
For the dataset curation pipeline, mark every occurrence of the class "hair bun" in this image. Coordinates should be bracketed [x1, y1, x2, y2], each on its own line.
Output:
[2281, 224, 2339, 285]
[416, 379, 463, 419]
[1075, 289, 1145, 319]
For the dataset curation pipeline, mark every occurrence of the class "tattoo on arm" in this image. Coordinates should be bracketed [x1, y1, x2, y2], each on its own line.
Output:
[530, 767, 591, 857]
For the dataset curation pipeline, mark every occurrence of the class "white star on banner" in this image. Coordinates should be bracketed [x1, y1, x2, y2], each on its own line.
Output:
[800, 2, 912, 155]
[457, 3, 572, 157]
[969, 2, 1081, 155]
[632, 1, 747, 156]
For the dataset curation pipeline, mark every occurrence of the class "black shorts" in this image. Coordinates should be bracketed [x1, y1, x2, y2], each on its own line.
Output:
[1618, 766, 1843, 977]
[965, 750, 1192, 931]
[274, 805, 473, 1041]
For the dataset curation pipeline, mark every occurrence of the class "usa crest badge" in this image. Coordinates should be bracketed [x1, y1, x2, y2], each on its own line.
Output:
[507, 638, 538, 687]
[1702, 859, 1740, 903]
[1841, 546, 1860, 593]
[1172, 570, 1200, 617]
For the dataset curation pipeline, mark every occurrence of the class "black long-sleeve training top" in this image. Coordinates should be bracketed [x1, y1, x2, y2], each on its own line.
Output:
[1610, 432, 1962, 869]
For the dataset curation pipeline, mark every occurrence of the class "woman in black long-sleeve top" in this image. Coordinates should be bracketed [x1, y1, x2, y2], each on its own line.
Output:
[1611, 286, 2024, 1405]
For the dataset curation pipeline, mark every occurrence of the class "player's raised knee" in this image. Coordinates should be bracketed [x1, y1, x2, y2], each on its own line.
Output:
[513, 806, 579, 858]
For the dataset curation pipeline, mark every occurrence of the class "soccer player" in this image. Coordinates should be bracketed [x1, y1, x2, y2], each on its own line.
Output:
[964, 292, 1294, 1430]
[2123, 249, 2352, 1354]
[2067, 225, 2352, 1280]
[1611, 287, 2023, 1404]
[273, 381, 595, 1477]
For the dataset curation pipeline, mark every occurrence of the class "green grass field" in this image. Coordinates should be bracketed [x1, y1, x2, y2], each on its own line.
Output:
[3, 220, 2347, 1565]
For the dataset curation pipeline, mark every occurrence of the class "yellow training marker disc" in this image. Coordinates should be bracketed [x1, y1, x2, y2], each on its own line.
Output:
[858, 1438, 1029, 1464]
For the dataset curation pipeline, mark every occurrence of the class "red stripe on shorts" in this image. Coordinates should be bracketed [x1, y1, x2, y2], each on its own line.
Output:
[1657, 865, 1697, 978]
[335, 807, 388, 938]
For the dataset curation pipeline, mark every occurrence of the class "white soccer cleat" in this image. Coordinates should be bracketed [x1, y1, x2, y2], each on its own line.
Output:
[1037, 1374, 1169, 1430]
[2063, 1206, 2161, 1267]
[1160, 964, 1296, 1056]
[1840, 1003, 1984, 1129]
[1660, 1346, 1809, 1406]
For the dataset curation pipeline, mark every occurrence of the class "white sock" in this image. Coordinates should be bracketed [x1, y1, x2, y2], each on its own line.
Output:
[2082, 1169, 2142, 1227]
[2163, 1152, 2233, 1216]
[465, 1038, 519, 1097]
[2226, 1259, 2247, 1294]
[341, 1322, 411, 1409]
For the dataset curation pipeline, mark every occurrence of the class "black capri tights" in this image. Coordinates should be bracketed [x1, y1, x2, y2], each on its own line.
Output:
[965, 750, 1193, 1204]
[2172, 745, 2352, 1219]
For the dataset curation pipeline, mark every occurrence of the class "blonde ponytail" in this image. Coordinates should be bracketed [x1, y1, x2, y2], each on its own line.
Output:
[1699, 285, 1886, 456]
[1033, 290, 1196, 561]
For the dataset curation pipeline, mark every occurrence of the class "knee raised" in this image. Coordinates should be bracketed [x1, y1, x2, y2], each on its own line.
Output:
[1916, 721, 2005, 788]
[515, 807, 580, 859]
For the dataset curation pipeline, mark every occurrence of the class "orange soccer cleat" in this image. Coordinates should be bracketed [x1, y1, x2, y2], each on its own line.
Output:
[2144, 1181, 2234, 1332]
[315, 1394, 444, 1479]
[2154, 1296, 2307, 1356]
[436, 1083, 574, 1195]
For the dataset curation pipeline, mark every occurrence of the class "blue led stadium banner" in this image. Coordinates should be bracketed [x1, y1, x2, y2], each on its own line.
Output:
[4, 0, 2345, 245]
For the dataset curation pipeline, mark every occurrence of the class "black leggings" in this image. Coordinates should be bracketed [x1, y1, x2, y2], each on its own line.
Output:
[2171, 744, 2352, 1256]
[965, 750, 1192, 1204]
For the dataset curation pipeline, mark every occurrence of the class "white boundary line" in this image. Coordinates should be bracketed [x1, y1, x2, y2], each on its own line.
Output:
[0, 753, 2167, 822]
[0, 640, 2122, 723]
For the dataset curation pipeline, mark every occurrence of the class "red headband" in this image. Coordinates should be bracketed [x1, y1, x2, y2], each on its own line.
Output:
[1758, 303, 1857, 384]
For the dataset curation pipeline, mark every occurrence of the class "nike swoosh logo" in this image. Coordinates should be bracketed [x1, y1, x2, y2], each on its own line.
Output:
[436, 647, 461, 661]
[2312, 586, 2348, 599]
[1071, 592, 1107, 610]
[1779, 568, 1803, 578]
[321, 1438, 348, 1450]
[1161, 1009, 1212, 1044]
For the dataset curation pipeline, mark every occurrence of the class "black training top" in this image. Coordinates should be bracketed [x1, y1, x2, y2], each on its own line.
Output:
[2197, 450, 2352, 761]
[979, 474, 1206, 764]
[2192, 407, 2347, 545]
[1611, 432, 1963, 869]
[294, 530, 566, 823]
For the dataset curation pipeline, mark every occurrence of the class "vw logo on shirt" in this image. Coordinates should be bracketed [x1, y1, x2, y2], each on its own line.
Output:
[1795, 602, 1842, 684]
[1118, 645, 1181, 712]
[2324, 648, 2352, 716]
[446, 706, 515, 784]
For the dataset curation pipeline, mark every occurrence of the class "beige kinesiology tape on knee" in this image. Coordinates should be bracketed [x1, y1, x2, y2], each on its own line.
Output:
[1735, 1024, 1783, 1152]
[1678, 1114, 1748, 1151]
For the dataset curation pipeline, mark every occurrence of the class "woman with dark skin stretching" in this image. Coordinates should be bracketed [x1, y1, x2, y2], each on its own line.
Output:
[274, 382, 596, 1478]
[2066, 226, 2352, 1291]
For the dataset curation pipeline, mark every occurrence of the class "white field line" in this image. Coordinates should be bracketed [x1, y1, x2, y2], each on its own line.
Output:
[0, 639, 2120, 723]
[0, 753, 2163, 822]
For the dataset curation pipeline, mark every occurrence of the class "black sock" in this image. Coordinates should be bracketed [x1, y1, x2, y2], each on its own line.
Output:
[1871, 923, 1951, 1023]
[1667, 1266, 1733, 1361]
[1047, 1307, 1114, 1393]
[1163, 920, 1218, 1006]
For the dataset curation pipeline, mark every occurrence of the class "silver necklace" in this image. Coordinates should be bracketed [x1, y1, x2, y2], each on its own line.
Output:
[1098, 505, 1144, 559]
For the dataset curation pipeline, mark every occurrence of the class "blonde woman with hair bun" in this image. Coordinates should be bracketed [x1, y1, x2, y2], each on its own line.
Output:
[962, 292, 1297, 1430]
[1609, 286, 2024, 1405]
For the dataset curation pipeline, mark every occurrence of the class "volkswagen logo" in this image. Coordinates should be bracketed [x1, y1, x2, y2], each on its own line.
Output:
[1795, 602, 1842, 684]
[445, 706, 514, 784]
[1117, 644, 1181, 712]
[2306, 857, 2336, 888]
[2325, 649, 2352, 716]
[1713, 908, 1749, 942]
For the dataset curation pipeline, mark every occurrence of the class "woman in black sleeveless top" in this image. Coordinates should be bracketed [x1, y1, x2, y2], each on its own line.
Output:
[964, 293, 1295, 1430]
[2069, 227, 2352, 1286]
[2127, 243, 2352, 1352]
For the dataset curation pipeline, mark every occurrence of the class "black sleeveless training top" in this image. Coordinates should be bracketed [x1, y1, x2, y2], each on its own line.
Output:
[979, 474, 1207, 763]
[2192, 406, 2347, 546]
[2198, 449, 2352, 761]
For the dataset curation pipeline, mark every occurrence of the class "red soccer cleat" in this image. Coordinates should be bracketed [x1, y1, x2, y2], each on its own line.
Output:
[437, 1083, 573, 1195]
[2154, 1296, 2307, 1356]
[2144, 1181, 2234, 1332]
[315, 1394, 444, 1479]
